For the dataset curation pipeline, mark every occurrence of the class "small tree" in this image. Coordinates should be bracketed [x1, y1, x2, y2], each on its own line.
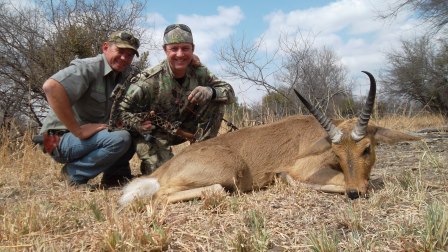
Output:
[379, 0, 448, 35]
[218, 35, 283, 96]
[218, 32, 352, 119]
[262, 87, 294, 119]
[277, 33, 351, 116]
[0, 0, 148, 128]
[381, 36, 448, 115]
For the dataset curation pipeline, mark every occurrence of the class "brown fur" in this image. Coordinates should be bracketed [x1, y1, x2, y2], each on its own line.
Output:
[129, 115, 420, 203]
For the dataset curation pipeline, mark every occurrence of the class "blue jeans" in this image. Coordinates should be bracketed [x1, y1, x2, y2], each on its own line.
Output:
[52, 129, 134, 184]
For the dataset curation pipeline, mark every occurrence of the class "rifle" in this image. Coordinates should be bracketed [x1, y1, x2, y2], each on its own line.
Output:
[110, 75, 201, 143]
[136, 110, 200, 143]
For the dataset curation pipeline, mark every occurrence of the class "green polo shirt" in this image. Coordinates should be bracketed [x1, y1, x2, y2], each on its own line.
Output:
[40, 54, 120, 133]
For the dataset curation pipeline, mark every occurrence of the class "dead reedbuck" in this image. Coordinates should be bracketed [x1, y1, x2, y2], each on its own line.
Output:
[119, 71, 420, 206]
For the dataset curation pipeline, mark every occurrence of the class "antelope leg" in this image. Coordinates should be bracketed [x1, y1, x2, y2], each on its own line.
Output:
[166, 184, 225, 203]
[297, 182, 345, 194]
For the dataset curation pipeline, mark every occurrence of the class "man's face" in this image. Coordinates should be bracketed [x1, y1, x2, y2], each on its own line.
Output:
[102, 42, 135, 72]
[164, 43, 194, 76]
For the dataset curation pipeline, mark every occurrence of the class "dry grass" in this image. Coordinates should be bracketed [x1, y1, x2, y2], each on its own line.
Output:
[373, 112, 447, 132]
[1, 114, 447, 251]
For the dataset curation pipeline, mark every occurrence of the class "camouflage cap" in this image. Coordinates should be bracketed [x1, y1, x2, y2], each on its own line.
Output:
[108, 30, 140, 57]
[163, 24, 194, 45]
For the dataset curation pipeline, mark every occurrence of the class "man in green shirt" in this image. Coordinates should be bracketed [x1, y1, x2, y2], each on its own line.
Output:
[40, 30, 141, 187]
[117, 24, 236, 175]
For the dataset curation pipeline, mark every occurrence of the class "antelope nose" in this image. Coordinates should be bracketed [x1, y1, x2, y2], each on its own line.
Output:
[346, 189, 360, 200]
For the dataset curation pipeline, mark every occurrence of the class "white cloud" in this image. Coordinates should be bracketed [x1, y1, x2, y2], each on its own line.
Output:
[177, 6, 244, 63]
[144, 6, 244, 68]
[258, 0, 432, 96]
[142, 1, 435, 103]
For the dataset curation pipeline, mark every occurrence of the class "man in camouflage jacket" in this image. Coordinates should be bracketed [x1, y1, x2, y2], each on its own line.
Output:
[118, 24, 235, 175]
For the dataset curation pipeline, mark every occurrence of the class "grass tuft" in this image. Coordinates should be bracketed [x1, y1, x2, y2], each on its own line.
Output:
[306, 227, 339, 252]
[421, 202, 448, 251]
[200, 187, 228, 212]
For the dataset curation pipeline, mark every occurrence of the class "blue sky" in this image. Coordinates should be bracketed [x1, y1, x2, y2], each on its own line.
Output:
[141, 0, 428, 104]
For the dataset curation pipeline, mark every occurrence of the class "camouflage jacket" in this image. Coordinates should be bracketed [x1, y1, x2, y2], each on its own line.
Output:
[117, 59, 235, 138]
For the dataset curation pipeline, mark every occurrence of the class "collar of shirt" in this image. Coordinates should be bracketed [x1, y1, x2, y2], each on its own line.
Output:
[162, 59, 193, 81]
[101, 54, 115, 77]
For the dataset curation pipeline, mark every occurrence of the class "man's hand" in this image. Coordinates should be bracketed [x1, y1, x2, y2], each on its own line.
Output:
[139, 120, 152, 132]
[188, 86, 213, 104]
[73, 123, 108, 140]
[191, 54, 201, 67]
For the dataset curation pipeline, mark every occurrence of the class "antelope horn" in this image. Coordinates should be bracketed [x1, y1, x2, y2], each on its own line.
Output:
[294, 89, 342, 143]
[351, 71, 376, 141]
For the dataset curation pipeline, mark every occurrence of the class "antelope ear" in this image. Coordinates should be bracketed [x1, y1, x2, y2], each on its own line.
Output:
[298, 136, 332, 158]
[374, 127, 421, 144]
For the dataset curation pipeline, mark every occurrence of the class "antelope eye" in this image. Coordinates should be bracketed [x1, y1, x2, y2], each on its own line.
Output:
[362, 146, 371, 156]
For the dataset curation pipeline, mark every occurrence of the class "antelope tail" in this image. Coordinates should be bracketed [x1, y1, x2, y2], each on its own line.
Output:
[119, 177, 160, 206]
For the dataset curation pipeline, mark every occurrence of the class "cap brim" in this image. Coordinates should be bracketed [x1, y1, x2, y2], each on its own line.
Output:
[115, 43, 139, 57]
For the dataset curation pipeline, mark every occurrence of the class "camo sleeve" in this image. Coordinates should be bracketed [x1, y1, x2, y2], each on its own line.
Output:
[195, 66, 236, 104]
[117, 75, 156, 133]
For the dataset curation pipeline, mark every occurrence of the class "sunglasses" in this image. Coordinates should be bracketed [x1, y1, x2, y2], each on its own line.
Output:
[119, 31, 140, 47]
[164, 24, 192, 35]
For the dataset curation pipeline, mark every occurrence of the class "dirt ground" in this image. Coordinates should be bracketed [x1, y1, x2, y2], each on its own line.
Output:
[374, 129, 447, 188]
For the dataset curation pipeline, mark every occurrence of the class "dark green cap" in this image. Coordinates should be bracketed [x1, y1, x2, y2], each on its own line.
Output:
[108, 31, 140, 57]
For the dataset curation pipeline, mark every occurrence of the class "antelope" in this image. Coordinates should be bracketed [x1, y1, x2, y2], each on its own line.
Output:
[119, 71, 420, 206]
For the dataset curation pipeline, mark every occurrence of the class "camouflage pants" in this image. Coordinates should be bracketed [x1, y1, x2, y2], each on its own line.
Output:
[135, 103, 224, 175]
[135, 135, 174, 175]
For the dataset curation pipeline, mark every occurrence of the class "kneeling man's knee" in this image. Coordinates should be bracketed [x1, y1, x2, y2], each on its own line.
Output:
[108, 130, 132, 152]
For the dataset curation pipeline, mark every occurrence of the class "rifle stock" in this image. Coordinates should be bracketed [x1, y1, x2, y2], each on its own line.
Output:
[175, 128, 196, 143]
